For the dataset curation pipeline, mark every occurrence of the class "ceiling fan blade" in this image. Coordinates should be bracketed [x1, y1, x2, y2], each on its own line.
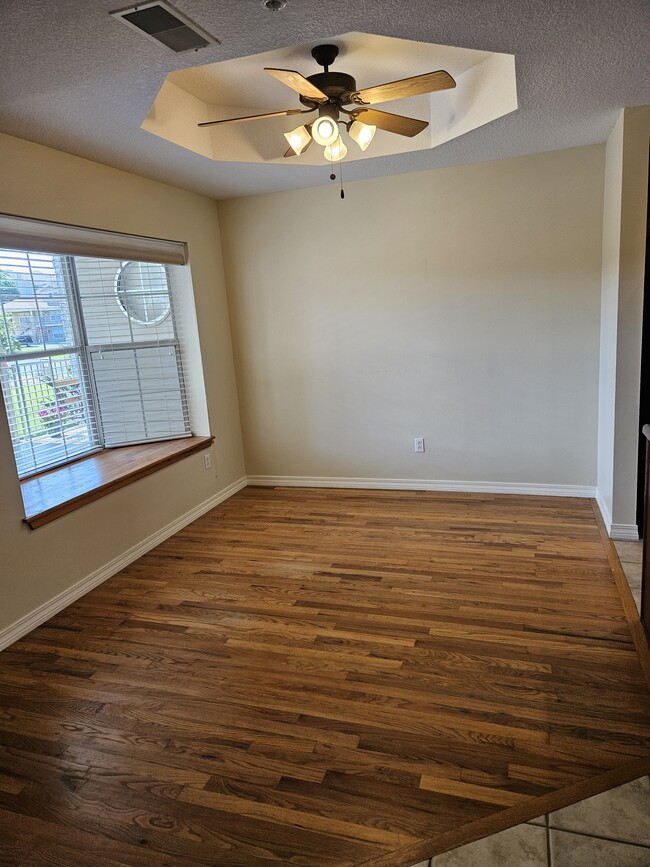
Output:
[350, 70, 455, 106]
[350, 108, 428, 137]
[265, 68, 328, 102]
[198, 108, 306, 128]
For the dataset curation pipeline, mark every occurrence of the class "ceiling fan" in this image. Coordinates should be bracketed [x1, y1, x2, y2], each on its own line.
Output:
[198, 44, 456, 160]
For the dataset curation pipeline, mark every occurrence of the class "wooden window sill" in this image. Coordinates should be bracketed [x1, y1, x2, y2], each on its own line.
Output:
[20, 436, 214, 530]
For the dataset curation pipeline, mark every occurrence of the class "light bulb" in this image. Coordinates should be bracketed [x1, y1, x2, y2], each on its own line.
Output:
[324, 135, 348, 162]
[312, 115, 339, 146]
[349, 120, 376, 151]
[283, 125, 311, 155]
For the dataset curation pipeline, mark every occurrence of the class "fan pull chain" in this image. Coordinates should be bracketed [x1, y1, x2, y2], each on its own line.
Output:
[328, 158, 345, 199]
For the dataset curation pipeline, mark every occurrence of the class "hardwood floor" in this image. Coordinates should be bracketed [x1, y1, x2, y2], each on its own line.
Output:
[1, 487, 650, 866]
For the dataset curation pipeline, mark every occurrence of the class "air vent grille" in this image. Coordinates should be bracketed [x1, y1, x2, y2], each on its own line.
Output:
[111, 1, 219, 53]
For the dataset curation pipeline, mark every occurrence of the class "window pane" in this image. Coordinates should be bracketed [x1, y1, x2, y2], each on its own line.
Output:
[0, 251, 77, 354]
[75, 257, 175, 346]
[0, 352, 99, 477]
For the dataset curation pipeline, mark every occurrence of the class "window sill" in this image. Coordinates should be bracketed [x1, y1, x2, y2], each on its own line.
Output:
[20, 436, 214, 530]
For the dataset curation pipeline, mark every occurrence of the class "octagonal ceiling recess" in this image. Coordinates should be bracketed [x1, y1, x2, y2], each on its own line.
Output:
[143, 33, 517, 166]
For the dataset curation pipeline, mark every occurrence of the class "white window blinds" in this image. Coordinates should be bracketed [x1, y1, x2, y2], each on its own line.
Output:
[76, 257, 190, 447]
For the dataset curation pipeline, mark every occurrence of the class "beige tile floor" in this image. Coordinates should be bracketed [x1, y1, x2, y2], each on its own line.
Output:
[407, 769, 650, 866]
[616, 539, 643, 613]
[408, 541, 649, 867]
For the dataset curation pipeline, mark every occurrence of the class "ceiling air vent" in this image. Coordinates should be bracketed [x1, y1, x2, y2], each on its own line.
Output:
[110, 1, 219, 53]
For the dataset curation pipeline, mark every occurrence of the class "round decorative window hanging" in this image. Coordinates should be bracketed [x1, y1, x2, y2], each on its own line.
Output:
[115, 261, 171, 326]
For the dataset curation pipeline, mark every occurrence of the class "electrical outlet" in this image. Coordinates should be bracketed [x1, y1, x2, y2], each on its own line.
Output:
[414, 437, 425, 453]
[203, 453, 211, 469]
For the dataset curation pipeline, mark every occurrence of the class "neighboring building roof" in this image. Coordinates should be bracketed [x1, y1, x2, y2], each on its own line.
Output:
[3, 298, 59, 311]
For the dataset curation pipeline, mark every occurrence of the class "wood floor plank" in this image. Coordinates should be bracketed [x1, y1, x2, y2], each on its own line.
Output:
[1, 488, 650, 866]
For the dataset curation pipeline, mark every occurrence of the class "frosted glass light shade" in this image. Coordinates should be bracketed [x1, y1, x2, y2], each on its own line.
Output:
[324, 135, 348, 161]
[283, 125, 311, 155]
[349, 120, 376, 151]
[312, 115, 339, 146]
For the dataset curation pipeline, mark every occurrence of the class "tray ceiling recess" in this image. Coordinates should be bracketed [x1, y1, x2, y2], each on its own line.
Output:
[142, 32, 518, 166]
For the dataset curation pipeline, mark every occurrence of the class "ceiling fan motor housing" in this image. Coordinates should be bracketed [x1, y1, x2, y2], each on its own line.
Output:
[298, 43, 356, 108]
[299, 72, 357, 107]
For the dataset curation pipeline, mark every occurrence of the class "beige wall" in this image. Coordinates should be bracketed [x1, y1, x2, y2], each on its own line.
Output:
[219, 146, 605, 488]
[612, 108, 650, 530]
[598, 107, 650, 534]
[0, 132, 245, 633]
[598, 113, 624, 527]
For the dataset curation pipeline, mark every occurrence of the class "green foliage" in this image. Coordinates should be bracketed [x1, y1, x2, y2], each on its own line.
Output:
[0, 270, 19, 304]
[0, 270, 20, 353]
[5, 378, 54, 439]
[0, 325, 20, 353]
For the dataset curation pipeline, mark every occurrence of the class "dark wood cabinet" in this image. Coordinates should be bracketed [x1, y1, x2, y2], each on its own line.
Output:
[641, 426, 650, 638]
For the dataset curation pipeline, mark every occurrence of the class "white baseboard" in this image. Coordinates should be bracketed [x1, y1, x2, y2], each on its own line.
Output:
[610, 524, 640, 541]
[0, 476, 247, 651]
[594, 491, 639, 540]
[246, 475, 598, 498]
[595, 491, 613, 535]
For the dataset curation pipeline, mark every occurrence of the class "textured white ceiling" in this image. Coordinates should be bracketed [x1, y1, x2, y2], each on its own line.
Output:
[0, 0, 648, 199]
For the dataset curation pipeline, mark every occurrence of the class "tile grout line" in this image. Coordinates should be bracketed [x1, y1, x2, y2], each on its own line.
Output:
[549, 825, 650, 850]
[427, 801, 650, 867]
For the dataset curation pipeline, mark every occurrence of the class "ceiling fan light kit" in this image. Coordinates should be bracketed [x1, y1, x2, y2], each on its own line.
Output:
[324, 135, 347, 162]
[199, 42, 456, 166]
[283, 124, 311, 155]
[348, 119, 376, 151]
[312, 113, 339, 146]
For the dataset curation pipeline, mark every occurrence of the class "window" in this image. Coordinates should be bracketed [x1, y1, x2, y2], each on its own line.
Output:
[0, 247, 191, 478]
